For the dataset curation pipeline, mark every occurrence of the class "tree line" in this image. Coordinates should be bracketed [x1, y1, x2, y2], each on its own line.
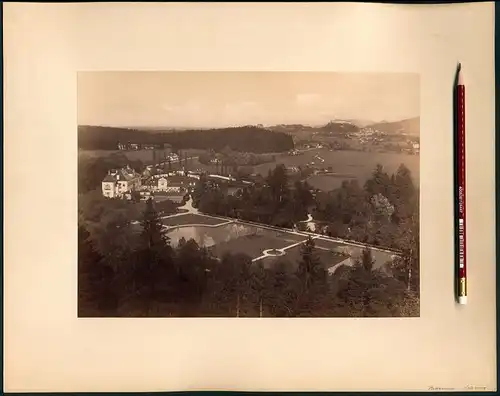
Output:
[192, 164, 314, 228]
[198, 146, 276, 167]
[78, 125, 294, 153]
[79, 198, 419, 317]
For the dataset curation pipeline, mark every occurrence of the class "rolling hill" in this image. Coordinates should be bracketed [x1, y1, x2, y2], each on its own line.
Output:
[78, 125, 294, 153]
[367, 117, 420, 136]
[320, 120, 360, 134]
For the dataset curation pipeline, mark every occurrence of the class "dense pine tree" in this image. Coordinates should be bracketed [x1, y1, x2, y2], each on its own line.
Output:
[78, 224, 116, 316]
[140, 198, 169, 250]
[129, 198, 175, 315]
[297, 237, 326, 292]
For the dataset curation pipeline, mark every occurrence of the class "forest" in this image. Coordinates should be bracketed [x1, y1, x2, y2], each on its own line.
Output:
[78, 125, 294, 153]
[78, 199, 418, 318]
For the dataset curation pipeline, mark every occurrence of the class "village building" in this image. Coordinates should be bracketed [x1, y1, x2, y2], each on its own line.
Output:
[166, 153, 179, 161]
[207, 174, 236, 182]
[136, 184, 187, 204]
[155, 191, 186, 204]
[101, 166, 142, 199]
[157, 174, 197, 191]
[186, 171, 201, 180]
[157, 177, 181, 192]
[139, 173, 196, 197]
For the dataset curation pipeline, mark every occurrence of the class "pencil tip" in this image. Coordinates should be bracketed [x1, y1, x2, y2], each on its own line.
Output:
[457, 63, 464, 85]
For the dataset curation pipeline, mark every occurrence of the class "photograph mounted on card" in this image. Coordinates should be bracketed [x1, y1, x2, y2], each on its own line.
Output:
[78, 71, 420, 318]
[4, 1, 495, 393]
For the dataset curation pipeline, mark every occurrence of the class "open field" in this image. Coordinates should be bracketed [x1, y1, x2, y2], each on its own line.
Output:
[255, 148, 420, 191]
[185, 149, 419, 189]
[78, 148, 203, 164]
[79, 149, 158, 162]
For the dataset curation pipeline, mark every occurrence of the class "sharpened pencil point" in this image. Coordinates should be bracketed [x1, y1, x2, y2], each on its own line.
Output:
[457, 64, 464, 85]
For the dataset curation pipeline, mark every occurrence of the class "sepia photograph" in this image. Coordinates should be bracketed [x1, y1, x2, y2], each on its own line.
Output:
[78, 71, 420, 318]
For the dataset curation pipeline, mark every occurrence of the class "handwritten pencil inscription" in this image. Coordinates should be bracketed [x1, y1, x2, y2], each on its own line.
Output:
[428, 385, 489, 391]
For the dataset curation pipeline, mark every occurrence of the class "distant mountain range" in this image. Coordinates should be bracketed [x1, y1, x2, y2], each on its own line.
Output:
[365, 117, 420, 136]
[79, 116, 419, 152]
[267, 117, 420, 136]
[318, 117, 420, 135]
[118, 116, 420, 135]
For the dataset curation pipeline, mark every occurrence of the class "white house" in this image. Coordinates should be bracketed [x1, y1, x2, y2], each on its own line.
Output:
[157, 177, 181, 192]
[155, 191, 186, 204]
[102, 166, 142, 199]
[157, 175, 196, 192]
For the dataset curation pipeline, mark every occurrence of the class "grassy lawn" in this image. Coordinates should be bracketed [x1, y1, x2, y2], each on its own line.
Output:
[260, 244, 349, 270]
[210, 233, 295, 259]
[263, 229, 309, 243]
[312, 238, 344, 250]
[162, 213, 228, 227]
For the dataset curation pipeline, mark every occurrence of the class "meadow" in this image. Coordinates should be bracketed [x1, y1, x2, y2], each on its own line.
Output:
[78, 148, 204, 164]
[184, 148, 419, 192]
[79, 149, 157, 162]
[255, 148, 420, 191]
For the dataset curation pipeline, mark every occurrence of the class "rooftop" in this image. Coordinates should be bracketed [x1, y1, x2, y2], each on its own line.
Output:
[102, 167, 140, 183]
[156, 190, 187, 197]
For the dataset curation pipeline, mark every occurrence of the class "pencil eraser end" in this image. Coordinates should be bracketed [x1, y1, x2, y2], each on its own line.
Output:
[458, 296, 467, 305]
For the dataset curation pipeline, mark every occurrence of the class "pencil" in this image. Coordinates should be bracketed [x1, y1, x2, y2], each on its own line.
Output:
[456, 64, 467, 305]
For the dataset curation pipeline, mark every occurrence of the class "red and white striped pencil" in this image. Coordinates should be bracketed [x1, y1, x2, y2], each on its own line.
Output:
[456, 64, 467, 305]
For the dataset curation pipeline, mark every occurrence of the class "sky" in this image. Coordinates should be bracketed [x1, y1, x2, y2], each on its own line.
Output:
[77, 71, 420, 128]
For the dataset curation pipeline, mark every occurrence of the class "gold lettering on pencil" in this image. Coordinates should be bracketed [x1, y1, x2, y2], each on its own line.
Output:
[459, 278, 466, 295]
[458, 187, 464, 213]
